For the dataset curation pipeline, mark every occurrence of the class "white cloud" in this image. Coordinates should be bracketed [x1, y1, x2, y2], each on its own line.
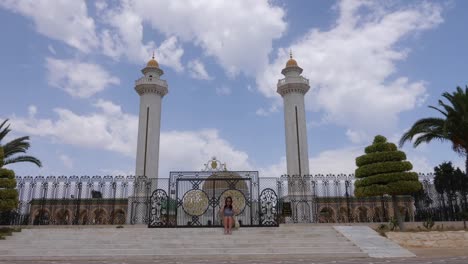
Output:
[98, 1, 184, 72]
[112, 0, 286, 77]
[47, 45, 56, 55]
[216, 85, 231, 96]
[308, 147, 363, 174]
[346, 129, 369, 144]
[1, 0, 285, 76]
[159, 130, 252, 177]
[260, 146, 363, 177]
[257, 0, 443, 143]
[46, 57, 120, 98]
[27, 105, 37, 117]
[256, 104, 279, 117]
[59, 154, 73, 169]
[0, 0, 98, 53]
[187, 59, 212, 80]
[260, 144, 437, 177]
[9, 103, 253, 177]
[11, 101, 138, 156]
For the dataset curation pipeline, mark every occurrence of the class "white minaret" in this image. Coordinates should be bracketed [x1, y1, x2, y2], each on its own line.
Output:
[277, 52, 310, 177]
[135, 54, 168, 179]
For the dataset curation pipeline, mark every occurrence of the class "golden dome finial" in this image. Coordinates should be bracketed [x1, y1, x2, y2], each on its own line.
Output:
[286, 49, 298, 68]
[146, 51, 159, 68]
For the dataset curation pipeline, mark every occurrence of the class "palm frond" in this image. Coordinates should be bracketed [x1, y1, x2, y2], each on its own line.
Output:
[413, 133, 449, 147]
[399, 117, 446, 147]
[3, 136, 31, 157]
[0, 119, 11, 142]
[428, 105, 448, 117]
[4, 155, 42, 167]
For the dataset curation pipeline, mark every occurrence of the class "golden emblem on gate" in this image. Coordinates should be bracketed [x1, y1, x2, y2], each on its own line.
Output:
[182, 190, 209, 216]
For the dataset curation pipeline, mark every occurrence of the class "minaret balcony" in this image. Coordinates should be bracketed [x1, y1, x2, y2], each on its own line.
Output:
[277, 76, 309, 86]
[135, 77, 168, 87]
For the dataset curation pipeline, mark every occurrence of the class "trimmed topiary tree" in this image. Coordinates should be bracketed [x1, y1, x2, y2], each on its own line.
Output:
[0, 147, 18, 215]
[354, 135, 422, 230]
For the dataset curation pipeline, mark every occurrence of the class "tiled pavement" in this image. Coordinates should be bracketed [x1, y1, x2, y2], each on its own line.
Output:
[1, 256, 468, 264]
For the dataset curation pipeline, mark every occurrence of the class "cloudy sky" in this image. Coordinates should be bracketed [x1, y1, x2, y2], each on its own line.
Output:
[1, 0, 467, 177]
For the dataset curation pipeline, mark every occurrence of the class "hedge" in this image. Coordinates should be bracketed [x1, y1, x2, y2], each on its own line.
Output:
[0, 178, 16, 189]
[0, 148, 3, 168]
[355, 180, 422, 197]
[355, 172, 418, 187]
[0, 200, 18, 212]
[0, 189, 18, 200]
[364, 142, 397, 154]
[0, 168, 15, 179]
[355, 161, 413, 178]
[356, 151, 406, 167]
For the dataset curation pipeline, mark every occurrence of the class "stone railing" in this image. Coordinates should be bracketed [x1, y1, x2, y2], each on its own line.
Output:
[135, 77, 167, 87]
[277, 76, 309, 86]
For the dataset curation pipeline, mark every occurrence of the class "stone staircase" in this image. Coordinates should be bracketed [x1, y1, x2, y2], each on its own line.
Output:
[0, 225, 367, 260]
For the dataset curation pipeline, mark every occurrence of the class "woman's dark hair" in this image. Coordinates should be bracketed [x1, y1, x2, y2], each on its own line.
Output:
[224, 196, 233, 210]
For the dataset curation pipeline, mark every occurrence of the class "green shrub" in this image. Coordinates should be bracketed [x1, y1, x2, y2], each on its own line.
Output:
[355, 180, 422, 197]
[0, 147, 18, 213]
[355, 172, 418, 187]
[356, 151, 406, 167]
[423, 217, 435, 230]
[355, 161, 413, 178]
[0, 148, 3, 167]
[0, 168, 14, 179]
[354, 135, 421, 231]
[0, 178, 16, 189]
[365, 142, 397, 154]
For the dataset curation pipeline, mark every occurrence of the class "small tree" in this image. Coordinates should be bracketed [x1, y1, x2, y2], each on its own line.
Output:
[0, 147, 18, 223]
[434, 162, 468, 219]
[354, 135, 422, 230]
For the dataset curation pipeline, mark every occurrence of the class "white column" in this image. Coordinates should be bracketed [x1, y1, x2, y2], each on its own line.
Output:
[282, 92, 310, 177]
[135, 93, 162, 178]
[134, 63, 168, 180]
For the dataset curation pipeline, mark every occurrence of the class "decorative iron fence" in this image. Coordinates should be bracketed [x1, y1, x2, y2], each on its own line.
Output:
[1, 173, 466, 226]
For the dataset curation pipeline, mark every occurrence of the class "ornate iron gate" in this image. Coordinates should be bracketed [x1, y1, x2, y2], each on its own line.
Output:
[148, 171, 278, 228]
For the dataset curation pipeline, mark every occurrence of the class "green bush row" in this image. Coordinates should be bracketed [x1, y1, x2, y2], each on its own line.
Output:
[0, 147, 3, 167]
[355, 161, 413, 178]
[0, 189, 18, 200]
[354, 180, 422, 197]
[364, 142, 397, 154]
[355, 172, 418, 187]
[356, 151, 406, 167]
[0, 168, 15, 179]
[0, 200, 18, 212]
[0, 178, 16, 189]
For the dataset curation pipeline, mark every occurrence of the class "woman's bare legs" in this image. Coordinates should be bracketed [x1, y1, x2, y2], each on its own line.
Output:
[223, 216, 228, 234]
[227, 217, 233, 234]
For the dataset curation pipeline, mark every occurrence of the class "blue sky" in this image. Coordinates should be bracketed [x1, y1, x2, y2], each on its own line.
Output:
[0, 0, 467, 177]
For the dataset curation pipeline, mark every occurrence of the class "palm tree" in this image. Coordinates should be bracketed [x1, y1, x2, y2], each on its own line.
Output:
[400, 86, 468, 177]
[0, 119, 42, 167]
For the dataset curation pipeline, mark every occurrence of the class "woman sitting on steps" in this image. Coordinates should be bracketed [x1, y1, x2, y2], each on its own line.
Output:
[220, 196, 236, 235]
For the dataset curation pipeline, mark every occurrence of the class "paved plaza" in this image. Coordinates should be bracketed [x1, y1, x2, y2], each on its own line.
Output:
[1, 256, 468, 264]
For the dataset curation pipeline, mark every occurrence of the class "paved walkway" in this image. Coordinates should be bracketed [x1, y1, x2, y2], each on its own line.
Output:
[334, 226, 415, 258]
[1, 256, 468, 264]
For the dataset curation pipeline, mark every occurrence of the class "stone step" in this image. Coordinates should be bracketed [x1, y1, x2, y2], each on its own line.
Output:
[1, 241, 357, 249]
[0, 226, 366, 259]
[0, 247, 364, 255]
[16, 228, 344, 233]
[0, 252, 369, 260]
[7, 235, 345, 241]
